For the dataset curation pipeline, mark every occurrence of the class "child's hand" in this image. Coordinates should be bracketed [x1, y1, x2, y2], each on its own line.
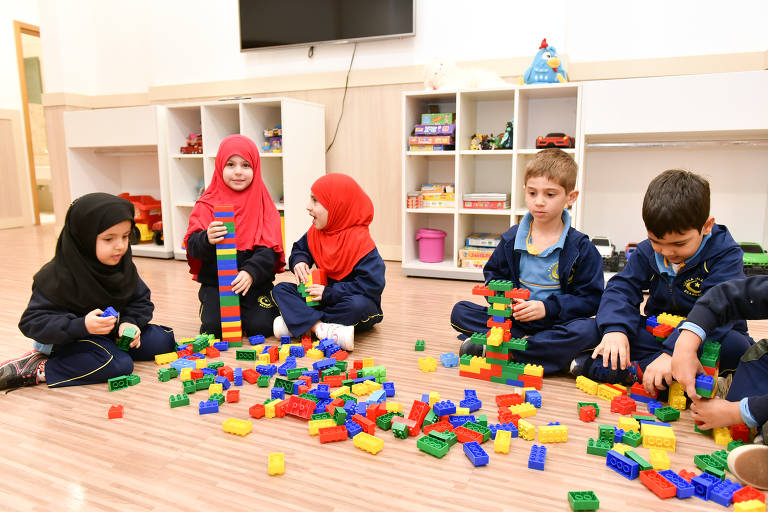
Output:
[118, 322, 142, 349]
[690, 397, 743, 430]
[671, 330, 705, 398]
[207, 221, 228, 245]
[306, 284, 325, 302]
[642, 353, 673, 395]
[231, 270, 253, 296]
[85, 309, 117, 335]
[294, 262, 310, 284]
[592, 331, 630, 370]
[512, 300, 545, 322]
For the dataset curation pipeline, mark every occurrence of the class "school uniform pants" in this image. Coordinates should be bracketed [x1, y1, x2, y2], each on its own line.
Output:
[450, 300, 600, 375]
[721, 338, 768, 401]
[198, 285, 279, 338]
[271, 282, 383, 337]
[46, 324, 176, 388]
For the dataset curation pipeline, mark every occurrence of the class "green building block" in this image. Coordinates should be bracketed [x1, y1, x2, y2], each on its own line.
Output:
[486, 306, 512, 318]
[507, 338, 528, 351]
[107, 375, 129, 391]
[298, 393, 320, 403]
[694, 454, 726, 479]
[487, 295, 512, 305]
[195, 375, 214, 391]
[377, 412, 404, 430]
[333, 407, 347, 426]
[219, 295, 239, 308]
[696, 386, 715, 398]
[468, 332, 488, 346]
[169, 393, 190, 408]
[711, 449, 729, 467]
[417, 435, 449, 458]
[311, 412, 332, 421]
[117, 325, 137, 351]
[577, 402, 600, 417]
[286, 368, 309, 380]
[568, 491, 599, 511]
[422, 410, 438, 427]
[488, 279, 514, 291]
[586, 438, 613, 456]
[210, 393, 225, 406]
[728, 439, 745, 451]
[182, 379, 196, 394]
[337, 393, 357, 403]
[459, 354, 473, 365]
[392, 421, 409, 439]
[429, 430, 458, 447]
[158, 368, 177, 382]
[625, 450, 653, 471]
[490, 376, 509, 384]
[207, 361, 224, 370]
[257, 375, 271, 387]
[334, 360, 348, 372]
[476, 414, 488, 427]
[694, 423, 712, 435]
[598, 425, 615, 442]
[273, 378, 294, 394]
[622, 431, 642, 448]
[126, 374, 140, 386]
[235, 349, 257, 361]
[228, 341, 243, 348]
[461, 421, 491, 442]
[415, 339, 425, 351]
[654, 406, 680, 422]
[632, 414, 656, 422]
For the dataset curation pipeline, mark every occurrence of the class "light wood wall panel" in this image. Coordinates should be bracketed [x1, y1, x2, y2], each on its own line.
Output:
[0, 109, 34, 228]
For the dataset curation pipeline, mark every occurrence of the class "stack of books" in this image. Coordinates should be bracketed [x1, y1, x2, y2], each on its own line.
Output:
[421, 184, 455, 208]
[409, 113, 456, 151]
[462, 193, 510, 210]
[459, 232, 502, 269]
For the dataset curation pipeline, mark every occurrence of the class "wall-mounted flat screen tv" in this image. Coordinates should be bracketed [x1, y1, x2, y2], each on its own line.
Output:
[239, 0, 415, 51]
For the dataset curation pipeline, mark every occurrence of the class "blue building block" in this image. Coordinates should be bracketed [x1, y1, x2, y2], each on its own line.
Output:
[214, 375, 231, 390]
[213, 341, 229, 351]
[353, 376, 376, 385]
[463, 441, 489, 466]
[614, 428, 625, 443]
[383, 381, 395, 397]
[421, 393, 430, 404]
[658, 469, 695, 499]
[638, 420, 672, 428]
[345, 421, 363, 438]
[460, 398, 483, 412]
[440, 353, 459, 367]
[292, 381, 302, 395]
[302, 370, 320, 383]
[368, 389, 386, 404]
[323, 344, 340, 357]
[316, 384, 330, 399]
[710, 478, 741, 507]
[170, 358, 197, 372]
[280, 335, 291, 345]
[191, 352, 205, 359]
[606, 450, 639, 479]
[271, 387, 285, 400]
[233, 367, 243, 386]
[647, 400, 664, 414]
[201, 367, 218, 377]
[100, 306, 118, 318]
[525, 390, 542, 408]
[630, 392, 655, 404]
[696, 374, 715, 391]
[646, 315, 659, 328]
[315, 399, 332, 415]
[692, 472, 721, 500]
[260, 346, 271, 354]
[528, 444, 547, 470]
[355, 403, 367, 416]
[198, 400, 219, 414]
[289, 345, 305, 358]
[313, 358, 336, 371]
[464, 389, 478, 399]
[433, 401, 457, 417]
[343, 400, 357, 416]
[249, 335, 265, 345]
[255, 364, 277, 376]
[448, 415, 476, 428]
[277, 357, 297, 376]
[488, 423, 519, 439]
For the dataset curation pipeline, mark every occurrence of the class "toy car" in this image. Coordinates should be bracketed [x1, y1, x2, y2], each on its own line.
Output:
[740, 242, 768, 275]
[118, 193, 162, 244]
[535, 133, 575, 149]
[591, 236, 620, 272]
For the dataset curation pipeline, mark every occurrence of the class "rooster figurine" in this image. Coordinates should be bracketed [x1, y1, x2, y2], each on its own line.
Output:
[520, 38, 568, 84]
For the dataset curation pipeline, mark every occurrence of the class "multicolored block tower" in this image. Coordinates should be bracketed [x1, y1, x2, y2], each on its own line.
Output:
[214, 205, 242, 345]
[458, 280, 543, 389]
[299, 269, 327, 307]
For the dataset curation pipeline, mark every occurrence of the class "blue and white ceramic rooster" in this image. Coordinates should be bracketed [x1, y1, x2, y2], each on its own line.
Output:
[521, 38, 568, 84]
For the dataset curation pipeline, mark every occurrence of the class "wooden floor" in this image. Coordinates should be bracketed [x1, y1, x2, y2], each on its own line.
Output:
[0, 224, 764, 511]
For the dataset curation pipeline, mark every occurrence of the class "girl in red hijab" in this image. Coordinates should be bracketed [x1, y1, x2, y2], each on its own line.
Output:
[271, 173, 385, 350]
[184, 135, 285, 339]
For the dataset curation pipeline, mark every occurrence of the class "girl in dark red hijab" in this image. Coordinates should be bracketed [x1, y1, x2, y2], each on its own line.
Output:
[185, 135, 285, 339]
[271, 173, 385, 351]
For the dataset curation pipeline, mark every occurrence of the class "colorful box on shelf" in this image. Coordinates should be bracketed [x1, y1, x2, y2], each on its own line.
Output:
[465, 233, 502, 248]
[413, 124, 455, 136]
[462, 193, 510, 209]
[409, 144, 453, 151]
[420, 113, 455, 125]
[409, 136, 454, 145]
[406, 192, 423, 209]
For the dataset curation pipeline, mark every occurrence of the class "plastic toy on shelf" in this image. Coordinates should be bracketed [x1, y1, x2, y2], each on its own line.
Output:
[520, 38, 568, 84]
[535, 132, 575, 149]
[179, 133, 202, 154]
[740, 242, 768, 276]
[262, 125, 282, 153]
[118, 193, 162, 244]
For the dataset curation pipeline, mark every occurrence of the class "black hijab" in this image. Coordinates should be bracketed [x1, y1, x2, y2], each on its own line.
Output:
[33, 193, 139, 315]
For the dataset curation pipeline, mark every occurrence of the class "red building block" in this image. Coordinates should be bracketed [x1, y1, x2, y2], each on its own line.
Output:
[249, 404, 265, 418]
[733, 486, 766, 504]
[454, 426, 483, 444]
[498, 410, 521, 426]
[472, 285, 495, 297]
[298, 375, 313, 387]
[640, 469, 677, 499]
[496, 393, 524, 407]
[226, 390, 240, 403]
[353, 360, 363, 370]
[630, 382, 657, 399]
[611, 395, 637, 415]
[366, 403, 388, 421]
[423, 421, 454, 435]
[274, 400, 287, 417]
[318, 425, 347, 443]
[579, 405, 596, 422]
[408, 400, 430, 434]
[176, 348, 193, 358]
[730, 423, 750, 443]
[190, 369, 204, 380]
[205, 346, 220, 358]
[284, 395, 316, 420]
[301, 335, 312, 350]
[218, 366, 234, 381]
[351, 414, 376, 435]
[520, 374, 543, 390]
[505, 288, 530, 300]
[332, 350, 348, 361]
[678, 469, 696, 482]
[348, 369, 358, 379]
[325, 398, 345, 414]
[322, 375, 343, 387]
[652, 324, 674, 338]
[243, 369, 260, 384]
[108, 405, 123, 419]
[267, 345, 279, 363]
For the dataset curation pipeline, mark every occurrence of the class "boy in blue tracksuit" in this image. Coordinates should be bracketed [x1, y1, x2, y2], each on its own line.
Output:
[576, 169, 753, 393]
[451, 149, 604, 375]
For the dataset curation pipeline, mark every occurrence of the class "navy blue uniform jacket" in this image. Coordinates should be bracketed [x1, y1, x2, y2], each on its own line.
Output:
[482, 223, 604, 330]
[18, 277, 155, 345]
[289, 234, 385, 308]
[597, 224, 746, 353]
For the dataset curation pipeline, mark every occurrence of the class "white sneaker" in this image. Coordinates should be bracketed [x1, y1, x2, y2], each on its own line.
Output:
[316, 322, 354, 351]
[273, 316, 291, 338]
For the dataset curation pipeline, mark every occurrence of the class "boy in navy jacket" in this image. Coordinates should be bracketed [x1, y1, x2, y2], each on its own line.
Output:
[576, 169, 752, 393]
[451, 149, 604, 375]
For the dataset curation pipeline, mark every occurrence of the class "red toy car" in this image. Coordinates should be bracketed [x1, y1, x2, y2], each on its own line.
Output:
[118, 193, 162, 244]
[535, 133, 575, 149]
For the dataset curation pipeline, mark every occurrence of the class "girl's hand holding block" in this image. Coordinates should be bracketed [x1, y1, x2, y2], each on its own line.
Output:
[118, 322, 142, 348]
[207, 221, 228, 244]
[294, 262, 311, 284]
[85, 309, 117, 335]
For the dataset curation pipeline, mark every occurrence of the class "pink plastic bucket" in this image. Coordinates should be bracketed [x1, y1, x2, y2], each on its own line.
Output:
[416, 228, 447, 263]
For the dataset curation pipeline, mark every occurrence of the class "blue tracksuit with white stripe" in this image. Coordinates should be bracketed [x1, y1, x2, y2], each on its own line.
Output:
[450, 212, 604, 374]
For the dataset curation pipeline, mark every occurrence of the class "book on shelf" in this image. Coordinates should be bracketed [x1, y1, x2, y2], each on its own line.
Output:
[422, 200, 455, 208]
[420, 113, 454, 125]
[422, 184, 454, 193]
[413, 124, 455, 136]
[465, 232, 502, 247]
[463, 200, 510, 209]
[459, 246, 495, 259]
[459, 257, 488, 269]
[409, 144, 454, 151]
[409, 136, 454, 145]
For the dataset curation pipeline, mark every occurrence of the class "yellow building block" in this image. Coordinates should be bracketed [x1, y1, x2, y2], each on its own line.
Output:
[154, 352, 178, 365]
[351, 383, 370, 396]
[576, 376, 598, 395]
[657, 313, 685, 328]
[611, 443, 630, 455]
[267, 452, 284, 475]
[258, 353, 271, 364]
[330, 385, 351, 399]
[538, 424, 568, 443]
[222, 417, 253, 436]
[642, 424, 676, 451]
[669, 395, 688, 411]
[649, 448, 671, 470]
[509, 402, 536, 418]
[265, 399, 283, 419]
[365, 381, 382, 393]
[618, 417, 640, 433]
[195, 358, 208, 369]
[362, 358, 374, 368]
[179, 367, 192, 381]
[306, 348, 324, 359]
[487, 326, 504, 347]
[386, 402, 403, 413]
[208, 383, 223, 396]
[278, 345, 290, 362]
[492, 302, 506, 311]
[178, 337, 194, 343]
[494, 429, 512, 453]
[713, 427, 733, 446]
[518, 419, 536, 441]
[428, 391, 441, 407]
[221, 320, 241, 328]
[524, 364, 544, 377]
[353, 432, 383, 454]
[418, 356, 437, 372]
[735, 500, 767, 512]
[455, 407, 470, 415]
[669, 381, 684, 398]
[308, 418, 337, 435]
[597, 384, 623, 402]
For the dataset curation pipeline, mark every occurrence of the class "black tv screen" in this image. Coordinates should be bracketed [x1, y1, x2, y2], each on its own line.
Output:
[239, 0, 415, 50]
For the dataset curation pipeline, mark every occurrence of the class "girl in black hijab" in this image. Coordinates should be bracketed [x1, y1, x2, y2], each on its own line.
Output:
[0, 193, 175, 390]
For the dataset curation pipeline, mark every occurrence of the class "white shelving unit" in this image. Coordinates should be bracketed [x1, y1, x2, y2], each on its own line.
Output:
[159, 98, 325, 260]
[63, 106, 174, 258]
[402, 84, 583, 280]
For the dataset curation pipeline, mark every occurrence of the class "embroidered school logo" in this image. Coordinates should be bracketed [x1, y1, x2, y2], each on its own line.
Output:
[547, 262, 559, 283]
[682, 276, 703, 297]
[258, 295, 274, 308]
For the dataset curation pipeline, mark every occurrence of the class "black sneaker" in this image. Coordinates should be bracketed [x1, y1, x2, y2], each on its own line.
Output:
[0, 351, 46, 390]
[570, 353, 637, 385]
[459, 339, 486, 358]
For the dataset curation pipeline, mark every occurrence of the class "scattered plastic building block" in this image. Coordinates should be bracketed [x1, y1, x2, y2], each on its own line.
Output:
[734, 500, 767, 512]
[568, 491, 599, 511]
[587, 438, 613, 457]
[353, 432, 383, 454]
[440, 353, 459, 367]
[169, 393, 190, 408]
[268, 452, 284, 475]
[249, 335, 265, 345]
[640, 469, 677, 499]
[654, 406, 680, 422]
[606, 450, 639, 479]
[539, 423, 568, 443]
[107, 375, 129, 392]
[733, 486, 766, 505]
[658, 469, 695, 498]
[494, 429, 512, 454]
[579, 405, 597, 422]
[528, 444, 547, 470]
[710, 478, 743, 507]
[518, 419, 535, 441]
[692, 471, 721, 500]
[463, 441, 489, 466]
[418, 356, 438, 372]
[198, 400, 219, 414]
[417, 435, 450, 458]
[610, 395, 636, 415]
[415, 339, 425, 351]
[223, 417, 252, 436]
[649, 448, 671, 471]
[108, 405, 123, 419]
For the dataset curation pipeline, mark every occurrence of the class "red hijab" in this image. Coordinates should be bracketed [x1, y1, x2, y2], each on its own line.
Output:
[307, 173, 376, 280]
[184, 134, 285, 277]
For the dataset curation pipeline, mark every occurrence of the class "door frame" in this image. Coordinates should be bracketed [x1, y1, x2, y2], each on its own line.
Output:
[14, 20, 41, 225]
